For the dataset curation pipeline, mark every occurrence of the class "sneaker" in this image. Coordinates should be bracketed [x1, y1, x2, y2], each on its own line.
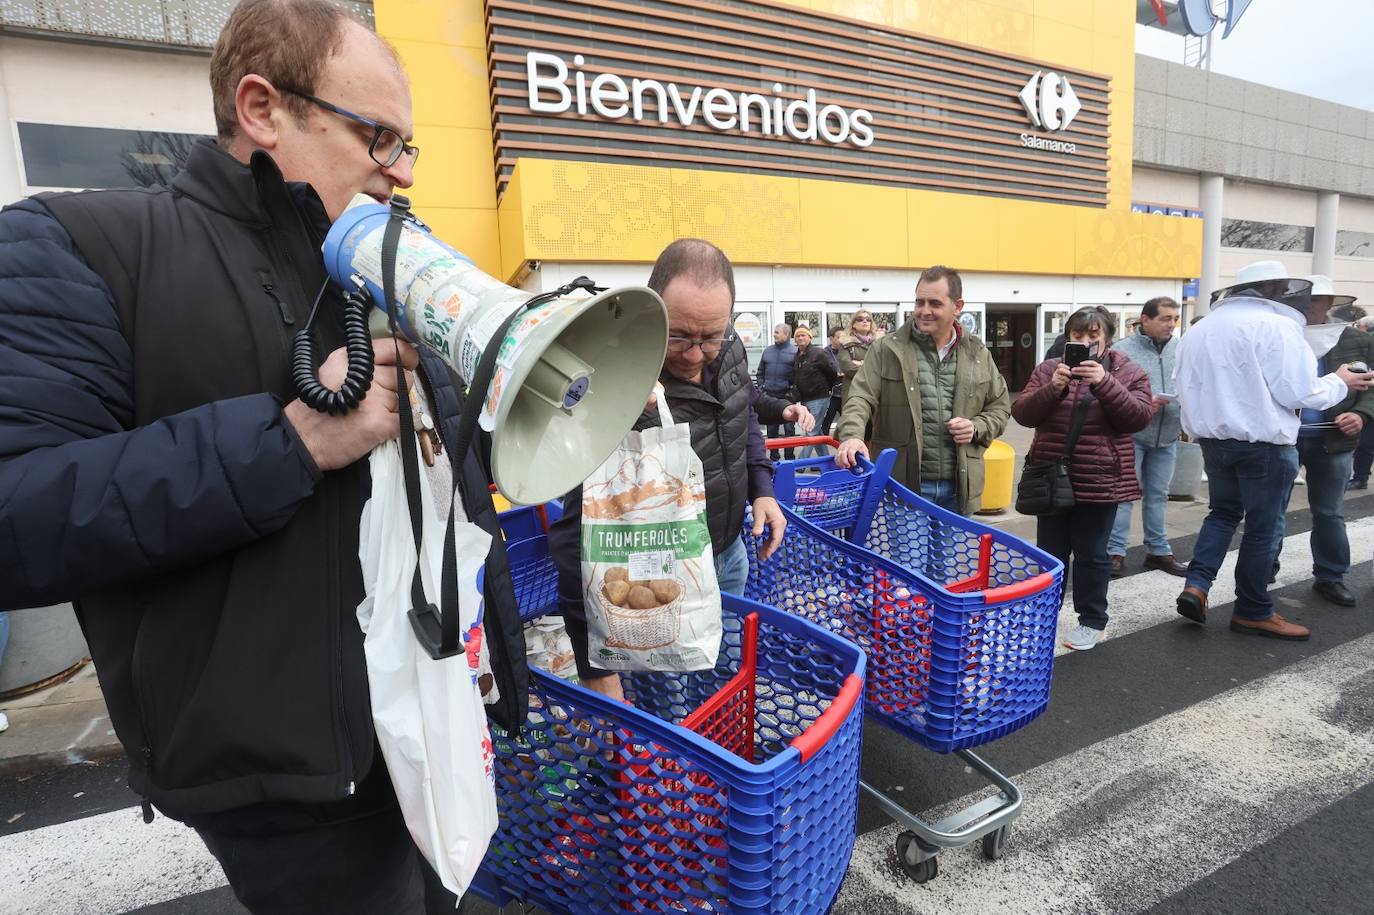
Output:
[1062, 625, 1104, 651]
[0, 710, 8, 734]
[1109, 555, 1125, 577]
[1349, 479, 1368, 491]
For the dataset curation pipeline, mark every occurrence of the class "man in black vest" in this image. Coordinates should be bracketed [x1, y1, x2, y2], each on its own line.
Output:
[0, 0, 528, 909]
[549, 238, 804, 701]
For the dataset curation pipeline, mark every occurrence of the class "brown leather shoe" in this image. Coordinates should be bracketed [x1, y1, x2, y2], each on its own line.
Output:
[1145, 554, 1189, 577]
[1229, 612, 1310, 641]
[1110, 555, 1125, 577]
[1176, 586, 1208, 624]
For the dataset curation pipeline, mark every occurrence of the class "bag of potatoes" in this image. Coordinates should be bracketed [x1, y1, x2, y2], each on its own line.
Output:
[579, 388, 721, 671]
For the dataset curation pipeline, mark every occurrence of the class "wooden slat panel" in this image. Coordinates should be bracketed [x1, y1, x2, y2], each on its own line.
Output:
[487, 48, 1111, 143]
[486, 0, 1113, 207]
[493, 117, 1107, 186]
[486, 13, 1110, 124]
[487, 0, 1111, 105]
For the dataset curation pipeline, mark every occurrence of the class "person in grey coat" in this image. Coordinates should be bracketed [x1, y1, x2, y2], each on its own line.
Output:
[1107, 296, 1190, 576]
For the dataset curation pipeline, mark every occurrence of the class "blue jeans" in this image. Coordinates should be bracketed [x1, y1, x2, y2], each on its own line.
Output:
[1274, 438, 1355, 583]
[1187, 440, 1298, 621]
[714, 535, 749, 594]
[0, 611, 8, 673]
[798, 397, 832, 458]
[1109, 441, 1178, 556]
[918, 479, 959, 513]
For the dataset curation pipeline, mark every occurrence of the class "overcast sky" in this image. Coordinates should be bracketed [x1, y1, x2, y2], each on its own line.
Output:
[1134, 0, 1374, 112]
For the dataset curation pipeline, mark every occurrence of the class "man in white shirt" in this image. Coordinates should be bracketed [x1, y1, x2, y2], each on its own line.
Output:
[1173, 261, 1374, 640]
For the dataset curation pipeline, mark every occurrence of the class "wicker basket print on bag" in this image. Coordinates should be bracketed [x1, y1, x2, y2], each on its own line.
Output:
[596, 577, 685, 650]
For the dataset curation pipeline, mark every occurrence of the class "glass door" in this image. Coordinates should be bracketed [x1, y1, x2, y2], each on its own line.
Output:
[1037, 305, 1072, 361]
[732, 303, 770, 369]
[958, 302, 986, 343]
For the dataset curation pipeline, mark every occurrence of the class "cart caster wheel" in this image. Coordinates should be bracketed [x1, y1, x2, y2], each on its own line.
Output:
[982, 825, 1010, 861]
[895, 831, 940, 883]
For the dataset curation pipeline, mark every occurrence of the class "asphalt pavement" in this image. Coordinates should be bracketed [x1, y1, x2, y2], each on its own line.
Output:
[3, 485, 1373, 914]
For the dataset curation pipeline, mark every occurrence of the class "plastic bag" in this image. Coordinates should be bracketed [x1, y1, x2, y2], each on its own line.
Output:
[357, 439, 498, 897]
[580, 389, 721, 671]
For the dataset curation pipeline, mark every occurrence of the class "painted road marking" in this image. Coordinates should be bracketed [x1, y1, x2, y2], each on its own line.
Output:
[0, 805, 224, 914]
[835, 632, 1374, 914]
[1055, 516, 1374, 656]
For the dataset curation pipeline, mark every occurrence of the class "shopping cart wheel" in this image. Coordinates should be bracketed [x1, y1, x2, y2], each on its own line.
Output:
[895, 830, 940, 883]
[982, 825, 1010, 861]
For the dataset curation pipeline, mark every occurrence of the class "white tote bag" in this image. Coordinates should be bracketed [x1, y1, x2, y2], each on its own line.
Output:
[581, 389, 722, 671]
[357, 439, 498, 897]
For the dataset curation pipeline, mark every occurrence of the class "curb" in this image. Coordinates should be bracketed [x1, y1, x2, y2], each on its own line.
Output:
[0, 740, 126, 778]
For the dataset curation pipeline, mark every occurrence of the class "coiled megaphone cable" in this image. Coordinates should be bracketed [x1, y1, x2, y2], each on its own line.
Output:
[290, 279, 376, 415]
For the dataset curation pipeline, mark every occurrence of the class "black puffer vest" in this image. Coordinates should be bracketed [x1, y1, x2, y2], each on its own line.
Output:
[639, 337, 754, 553]
[39, 141, 527, 819]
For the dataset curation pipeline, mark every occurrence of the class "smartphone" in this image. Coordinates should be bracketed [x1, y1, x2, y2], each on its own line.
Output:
[1063, 342, 1089, 369]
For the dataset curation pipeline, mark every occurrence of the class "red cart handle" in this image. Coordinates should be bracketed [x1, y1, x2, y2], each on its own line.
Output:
[789, 673, 863, 763]
[765, 435, 841, 450]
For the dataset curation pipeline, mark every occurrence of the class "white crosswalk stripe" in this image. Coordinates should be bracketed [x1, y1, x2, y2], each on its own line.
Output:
[834, 632, 1374, 914]
[1055, 515, 1374, 655]
[0, 805, 223, 914]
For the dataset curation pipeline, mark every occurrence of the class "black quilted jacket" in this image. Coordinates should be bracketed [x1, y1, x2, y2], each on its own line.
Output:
[0, 141, 527, 819]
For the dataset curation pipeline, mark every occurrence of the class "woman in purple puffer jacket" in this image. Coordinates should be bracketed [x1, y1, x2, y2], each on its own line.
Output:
[1013, 306, 1154, 652]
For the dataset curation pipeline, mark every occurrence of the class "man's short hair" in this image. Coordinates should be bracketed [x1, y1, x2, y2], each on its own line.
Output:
[1141, 296, 1178, 319]
[647, 238, 736, 302]
[210, 0, 365, 142]
[916, 265, 962, 301]
[775, 323, 792, 335]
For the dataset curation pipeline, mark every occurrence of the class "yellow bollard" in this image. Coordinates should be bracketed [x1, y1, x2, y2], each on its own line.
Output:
[976, 439, 1015, 514]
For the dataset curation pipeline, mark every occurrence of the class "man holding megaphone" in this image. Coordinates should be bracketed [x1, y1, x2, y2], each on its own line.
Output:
[0, 0, 532, 909]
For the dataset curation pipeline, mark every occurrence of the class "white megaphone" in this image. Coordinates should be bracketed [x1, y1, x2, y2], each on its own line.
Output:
[318, 193, 667, 505]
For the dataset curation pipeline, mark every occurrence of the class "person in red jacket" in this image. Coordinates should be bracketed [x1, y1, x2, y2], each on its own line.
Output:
[1012, 307, 1154, 651]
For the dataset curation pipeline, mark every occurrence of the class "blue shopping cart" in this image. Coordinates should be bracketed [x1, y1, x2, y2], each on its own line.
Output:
[473, 528, 866, 913]
[747, 438, 1065, 883]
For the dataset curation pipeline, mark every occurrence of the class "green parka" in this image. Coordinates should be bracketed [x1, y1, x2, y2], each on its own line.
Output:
[836, 322, 1010, 514]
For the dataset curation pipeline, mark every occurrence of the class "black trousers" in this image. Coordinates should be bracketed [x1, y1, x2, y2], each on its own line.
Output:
[1036, 502, 1117, 631]
[189, 751, 458, 914]
[1353, 420, 1374, 483]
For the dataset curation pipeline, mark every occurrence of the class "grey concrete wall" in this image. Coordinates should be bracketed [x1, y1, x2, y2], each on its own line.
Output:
[1134, 56, 1374, 200]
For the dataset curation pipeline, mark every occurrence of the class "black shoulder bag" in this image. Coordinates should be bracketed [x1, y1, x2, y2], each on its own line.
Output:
[1015, 388, 1093, 516]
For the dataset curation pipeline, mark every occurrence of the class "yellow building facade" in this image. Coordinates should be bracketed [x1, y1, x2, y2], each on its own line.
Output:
[376, 0, 1201, 389]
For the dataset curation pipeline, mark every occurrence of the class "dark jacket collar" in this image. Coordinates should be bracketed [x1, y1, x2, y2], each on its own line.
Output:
[172, 140, 330, 238]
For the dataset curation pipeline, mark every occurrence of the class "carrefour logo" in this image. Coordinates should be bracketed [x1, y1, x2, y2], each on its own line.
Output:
[1018, 71, 1081, 155]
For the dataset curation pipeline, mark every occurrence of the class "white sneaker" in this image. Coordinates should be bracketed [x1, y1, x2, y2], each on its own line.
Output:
[1063, 625, 1104, 651]
[0, 710, 8, 733]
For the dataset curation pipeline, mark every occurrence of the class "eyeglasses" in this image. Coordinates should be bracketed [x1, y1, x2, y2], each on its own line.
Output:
[854, 316, 872, 322]
[281, 89, 419, 169]
[666, 333, 735, 356]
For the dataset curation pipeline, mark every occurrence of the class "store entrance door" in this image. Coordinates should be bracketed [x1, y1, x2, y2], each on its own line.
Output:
[986, 308, 1039, 391]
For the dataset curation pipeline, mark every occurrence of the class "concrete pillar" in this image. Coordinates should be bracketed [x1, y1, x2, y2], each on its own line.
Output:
[1197, 174, 1225, 316]
[1313, 191, 1340, 279]
[0, 48, 23, 206]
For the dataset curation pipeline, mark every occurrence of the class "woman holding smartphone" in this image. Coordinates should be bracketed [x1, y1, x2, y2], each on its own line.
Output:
[1012, 307, 1155, 651]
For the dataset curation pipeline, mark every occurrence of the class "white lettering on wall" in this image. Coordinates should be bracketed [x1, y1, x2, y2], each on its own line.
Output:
[523, 51, 875, 149]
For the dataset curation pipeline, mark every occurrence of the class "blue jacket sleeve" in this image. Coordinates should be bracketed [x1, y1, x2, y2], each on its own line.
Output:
[0, 200, 321, 609]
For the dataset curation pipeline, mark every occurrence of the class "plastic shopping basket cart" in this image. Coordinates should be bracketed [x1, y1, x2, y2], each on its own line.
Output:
[750, 437, 1065, 883]
[471, 536, 867, 914]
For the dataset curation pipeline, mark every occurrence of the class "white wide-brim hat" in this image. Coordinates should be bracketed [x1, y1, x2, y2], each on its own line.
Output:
[1303, 274, 1357, 307]
[1211, 260, 1313, 306]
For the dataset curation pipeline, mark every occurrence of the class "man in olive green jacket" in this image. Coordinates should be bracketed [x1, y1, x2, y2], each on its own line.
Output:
[835, 265, 1010, 515]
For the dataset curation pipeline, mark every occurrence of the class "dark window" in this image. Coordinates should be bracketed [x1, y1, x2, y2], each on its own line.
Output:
[18, 123, 208, 191]
[1220, 217, 1314, 253]
[1336, 229, 1374, 259]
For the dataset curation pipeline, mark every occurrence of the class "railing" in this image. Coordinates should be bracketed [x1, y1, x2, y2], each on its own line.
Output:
[0, 0, 373, 51]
